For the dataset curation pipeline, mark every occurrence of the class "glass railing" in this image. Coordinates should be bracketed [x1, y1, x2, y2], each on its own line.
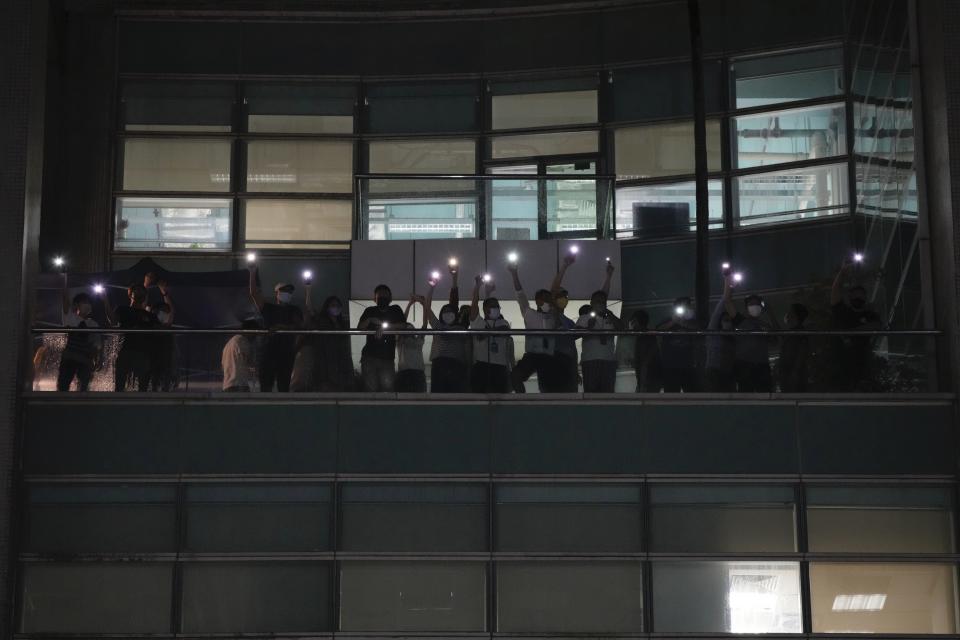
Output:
[30, 327, 940, 395]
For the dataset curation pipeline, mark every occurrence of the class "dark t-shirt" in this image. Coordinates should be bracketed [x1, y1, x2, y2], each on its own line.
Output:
[832, 302, 881, 330]
[114, 306, 158, 352]
[358, 304, 405, 361]
[261, 303, 303, 353]
[732, 313, 771, 365]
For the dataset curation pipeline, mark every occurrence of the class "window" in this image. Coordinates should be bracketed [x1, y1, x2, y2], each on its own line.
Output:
[367, 82, 478, 133]
[732, 47, 844, 109]
[244, 199, 352, 248]
[649, 485, 796, 552]
[496, 562, 644, 632]
[339, 561, 486, 631]
[735, 161, 848, 226]
[496, 484, 641, 552]
[491, 131, 598, 160]
[615, 180, 723, 238]
[734, 102, 847, 169]
[339, 484, 487, 552]
[122, 81, 234, 132]
[488, 165, 539, 240]
[246, 83, 354, 134]
[492, 89, 597, 130]
[806, 487, 953, 553]
[854, 102, 914, 161]
[246, 140, 353, 193]
[614, 120, 722, 179]
[24, 485, 176, 553]
[184, 484, 332, 552]
[546, 162, 601, 235]
[856, 164, 918, 219]
[181, 562, 332, 633]
[368, 139, 476, 174]
[20, 563, 173, 633]
[810, 563, 957, 634]
[612, 61, 724, 121]
[122, 138, 232, 192]
[652, 561, 802, 633]
[114, 197, 232, 251]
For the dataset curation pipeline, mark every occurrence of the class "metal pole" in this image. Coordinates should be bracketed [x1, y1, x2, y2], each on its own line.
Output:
[688, 0, 710, 324]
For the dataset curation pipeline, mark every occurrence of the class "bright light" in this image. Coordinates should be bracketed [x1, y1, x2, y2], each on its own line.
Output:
[569, 245, 579, 255]
[93, 284, 104, 294]
[53, 256, 65, 268]
[381, 321, 389, 329]
[832, 594, 886, 612]
[246, 252, 257, 263]
[482, 274, 492, 283]
[302, 270, 313, 281]
[507, 252, 518, 263]
[448, 257, 458, 267]
[590, 311, 597, 318]
[675, 305, 686, 316]
[853, 252, 864, 263]
[606, 256, 611, 262]
[733, 272, 744, 283]
[430, 270, 441, 281]
[722, 261, 731, 270]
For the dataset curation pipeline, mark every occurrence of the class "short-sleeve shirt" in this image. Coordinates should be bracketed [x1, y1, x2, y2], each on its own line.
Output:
[359, 305, 406, 362]
[576, 313, 617, 362]
[470, 316, 511, 367]
[113, 306, 158, 352]
[732, 313, 770, 365]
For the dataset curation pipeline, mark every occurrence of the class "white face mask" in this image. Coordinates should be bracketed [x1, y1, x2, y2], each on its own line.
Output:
[441, 312, 456, 325]
[157, 311, 170, 324]
[487, 307, 501, 320]
[747, 304, 763, 318]
[277, 292, 293, 304]
[539, 303, 552, 313]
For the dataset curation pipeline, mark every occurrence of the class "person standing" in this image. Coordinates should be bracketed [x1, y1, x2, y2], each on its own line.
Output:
[248, 265, 303, 392]
[106, 283, 158, 392]
[396, 294, 428, 393]
[57, 283, 104, 392]
[469, 275, 513, 393]
[357, 284, 405, 391]
[577, 286, 623, 393]
[507, 260, 559, 393]
[723, 275, 776, 392]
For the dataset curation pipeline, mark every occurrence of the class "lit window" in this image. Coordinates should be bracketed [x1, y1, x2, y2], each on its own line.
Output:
[368, 139, 476, 174]
[245, 199, 352, 248]
[114, 197, 232, 252]
[614, 120, 722, 179]
[246, 83, 354, 134]
[491, 131, 598, 160]
[492, 90, 597, 130]
[122, 81, 233, 132]
[736, 161, 848, 226]
[122, 138, 232, 192]
[733, 47, 844, 109]
[616, 180, 723, 238]
[734, 102, 847, 169]
[245, 140, 353, 193]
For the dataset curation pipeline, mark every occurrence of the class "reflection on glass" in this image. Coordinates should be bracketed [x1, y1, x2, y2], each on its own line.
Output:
[735, 103, 846, 169]
[122, 81, 234, 132]
[492, 90, 598, 130]
[491, 131, 598, 160]
[488, 165, 539, 240]
[497, 562, 644, 632]
[245, 199, 352, 248]
[810, 563, 957, 634]
[364, 178, 477, 240]
[615, 181, 723, 238]
[122, 138, 232, 192]
[339, 561, 486, 631]
[736, 162, 848, 226]
[854, 102, 914, 161]
[614, 120, 721, 179]
[246, 140, 353, 193]
[115, 197, 232, 252]
[806, 487, 953, 553]
[733, 47, 844, 109]
[652, 561, 802, 633]
[368, 139, 476, 174]
[547, 161, 597, 236]
[856, 164, 918, 219]
[245, 83, 355, 134]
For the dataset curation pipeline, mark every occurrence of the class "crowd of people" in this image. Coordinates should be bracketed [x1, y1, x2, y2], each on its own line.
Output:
[52, 257, 882, 394]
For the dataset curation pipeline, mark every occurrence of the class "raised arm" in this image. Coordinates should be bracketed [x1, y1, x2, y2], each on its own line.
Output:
[508, 263, 531, 311]
[551, 254, 576, 296]
[708, 298, 725, 330]
[248, 265, 264, 312]
[470, 275, 482, 321]
[424, 281, 439, 328]
[605, 309, 625, 330]
[304, 283, 315, 315]
[61, 273, 70, 316]
[448, 263, 460, 308]
[831, 261, 850, 307]
[723, 274, 737, 319]
[601, 260, 614, 296]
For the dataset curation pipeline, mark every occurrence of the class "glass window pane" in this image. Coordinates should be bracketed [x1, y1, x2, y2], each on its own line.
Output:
[810, 563, 957, 634]
[806, 487, 954, 553]
[21, 563, 173, 633]
[185, 484, 332, 552]
[365, 178, 477, 240]
[368, 139, 476, 174]
[735, 103, 847, 169]
[614, 120, 721, 179]
[652, 561, 802, 633]
[339, 561, 486, 631]
[615, 180, 723, 238]
[733, 47, 844, 109]
[122, 81, 233, 132]
[488, 165, 539, 240]
[612, 61, 723, 121]
[24, 485, 176, 553]
[246, 83, 354, 134]
[649, 485, 796, 552]
[181, 562, 332, 633]
[340, 484, 487, 552]
[546, 161, 598, 236]
[491, 131, 598, 160]
[122, 138, 232, 192]
[492, 90, 598, 130]
[854, 102, 914, 162]
[496, 562, 644, 632]
[114, 197, 232, 252]
[856, 164, 918, 220]
[736, 162, 848, 226]
[368, 82, 478, 133]
[496, 485, 641, 552]
[246, 140, 353, 193]
[245, 199, 352, 248]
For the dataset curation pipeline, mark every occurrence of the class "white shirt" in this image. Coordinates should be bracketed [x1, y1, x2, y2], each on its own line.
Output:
[576, 313, 618, 362]
[470, 315, 512, 367]
[222, 335, 256, 390]
[515, 289, 556, 355]
[397, 325, 425, 372]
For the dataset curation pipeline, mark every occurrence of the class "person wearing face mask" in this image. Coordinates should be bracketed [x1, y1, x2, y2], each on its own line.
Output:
[704, 289, 736, 393]
[577, 288, 624, 393]
[396, 294, 428, 393]
[778, 303, 810, 392]
[314, 295, 355, 392]
[830, 260, 882, 390]
[469, 275, 513, 393]
[657, 296, 701, 392]
[57, 285, 105, 392]
[630, 309, 662, 392]
[357, 284, 405, 391]
[549, 253, 580, 392]
[424, 279, 470, 393]
[248, 264, 304, 392]
[507, 260, 560, 393]
[722, 275, 776, 393]
[106, 283, 158, 392]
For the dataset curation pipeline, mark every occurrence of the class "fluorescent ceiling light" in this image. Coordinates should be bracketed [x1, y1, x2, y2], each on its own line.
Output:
[832, 594, 887, 612]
